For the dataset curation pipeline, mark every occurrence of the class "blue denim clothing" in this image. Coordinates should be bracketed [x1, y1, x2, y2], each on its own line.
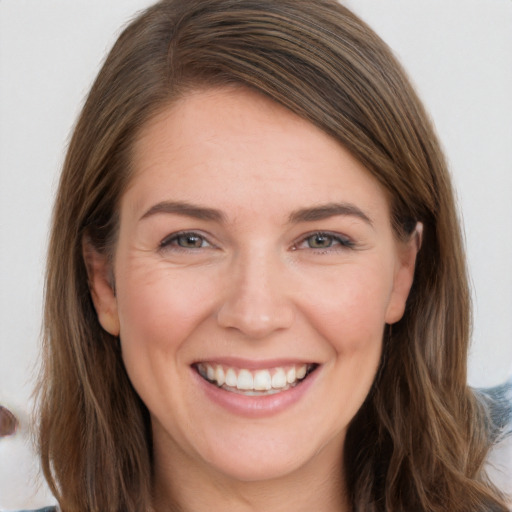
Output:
[14, 509, 57, 512]
[478, 376, 512, 440]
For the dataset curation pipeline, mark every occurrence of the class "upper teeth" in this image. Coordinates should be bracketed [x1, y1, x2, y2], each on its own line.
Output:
[197, 363, 310, 392]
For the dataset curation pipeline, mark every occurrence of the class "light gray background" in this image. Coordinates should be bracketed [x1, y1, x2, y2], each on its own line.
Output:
[0, 1, 511, 508]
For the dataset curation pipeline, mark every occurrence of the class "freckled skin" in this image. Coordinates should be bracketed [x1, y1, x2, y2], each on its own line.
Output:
[89, 87, 419, 511]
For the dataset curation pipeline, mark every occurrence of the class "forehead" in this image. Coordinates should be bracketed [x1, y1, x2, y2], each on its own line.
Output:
[125, 86, 390, 224]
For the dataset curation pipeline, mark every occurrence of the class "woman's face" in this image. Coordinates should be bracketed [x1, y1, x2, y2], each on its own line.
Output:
[88, 87, 418, 487]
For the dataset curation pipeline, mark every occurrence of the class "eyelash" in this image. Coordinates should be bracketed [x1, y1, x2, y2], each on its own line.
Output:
[293, 231, 355, 252]
[159, 231, 213, 251]
[158, 230, 355, 253]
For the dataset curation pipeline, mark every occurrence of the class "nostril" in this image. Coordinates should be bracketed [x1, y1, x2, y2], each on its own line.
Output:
[0, 405, 18, 437]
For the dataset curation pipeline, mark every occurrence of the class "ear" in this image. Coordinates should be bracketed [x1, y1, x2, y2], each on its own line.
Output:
[82, 236, 120, 337]
[385, 223, 423, 324]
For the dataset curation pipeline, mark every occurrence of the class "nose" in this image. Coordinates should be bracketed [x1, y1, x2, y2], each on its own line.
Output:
[216, 249, 295, 339]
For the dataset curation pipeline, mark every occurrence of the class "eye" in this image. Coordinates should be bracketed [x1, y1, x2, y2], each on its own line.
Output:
[160, 231, 211, 250]
[294, 232, 355, 251]
[306, 233, 335, 249]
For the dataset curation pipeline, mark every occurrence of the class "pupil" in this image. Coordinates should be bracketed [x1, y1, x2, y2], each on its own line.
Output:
[180, 234, 201, 248]
[310, 234, 331, 248]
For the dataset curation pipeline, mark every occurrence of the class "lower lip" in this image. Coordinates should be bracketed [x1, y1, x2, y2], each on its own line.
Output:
[192, 367, 319, 418]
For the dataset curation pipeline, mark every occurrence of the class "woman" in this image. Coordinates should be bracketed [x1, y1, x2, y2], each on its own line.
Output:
[34, 0, 510, 511]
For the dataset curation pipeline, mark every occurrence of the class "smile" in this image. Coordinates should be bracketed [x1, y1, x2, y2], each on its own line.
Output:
[195, 362, 318, 395]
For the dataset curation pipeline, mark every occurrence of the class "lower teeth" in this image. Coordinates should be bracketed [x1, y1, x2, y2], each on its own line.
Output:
[222, 387, 288, 396]
[219, 383, 296, 395]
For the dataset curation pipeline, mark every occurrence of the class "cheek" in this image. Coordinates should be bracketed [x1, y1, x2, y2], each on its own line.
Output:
[298, 262, 393, 353]
[114, 262, 219, 362]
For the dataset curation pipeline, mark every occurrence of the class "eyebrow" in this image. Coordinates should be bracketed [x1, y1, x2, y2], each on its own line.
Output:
[139, 200, 226, 223]
[288, 202, 373, 226]
[139, 200, 373, 227]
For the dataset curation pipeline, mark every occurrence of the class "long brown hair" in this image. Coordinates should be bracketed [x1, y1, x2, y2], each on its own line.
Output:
[37, 1, 509, 510]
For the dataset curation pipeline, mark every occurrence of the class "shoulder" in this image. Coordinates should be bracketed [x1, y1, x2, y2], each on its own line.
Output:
[12, 508, 57, 512]
[477, 376, 512, 437]
[477, 377, 512, 498]
[486, 433, 512, 503]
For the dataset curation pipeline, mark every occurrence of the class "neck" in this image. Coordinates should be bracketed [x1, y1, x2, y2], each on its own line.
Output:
[151, 439, 350, 512]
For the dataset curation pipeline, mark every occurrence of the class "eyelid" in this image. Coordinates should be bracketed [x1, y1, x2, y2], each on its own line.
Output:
[293, 231, 356, 251]
[159, 230, 215, 250]
[157, 230, 355, 253]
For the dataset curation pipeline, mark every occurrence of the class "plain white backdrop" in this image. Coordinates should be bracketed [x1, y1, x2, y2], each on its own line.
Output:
[0, 1, 511, 508]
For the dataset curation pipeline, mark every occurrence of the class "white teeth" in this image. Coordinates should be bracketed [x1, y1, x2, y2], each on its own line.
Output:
[254, 370, 272, 391]
[215, 365, 225, 386]
[198, 363, 312, 393]
[296, 365, 307, 379]
[286, 367, 296, 384]
[225, 368, 237, 387]
[237, 370, 254, 390]
[271, 368, 287, 389]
